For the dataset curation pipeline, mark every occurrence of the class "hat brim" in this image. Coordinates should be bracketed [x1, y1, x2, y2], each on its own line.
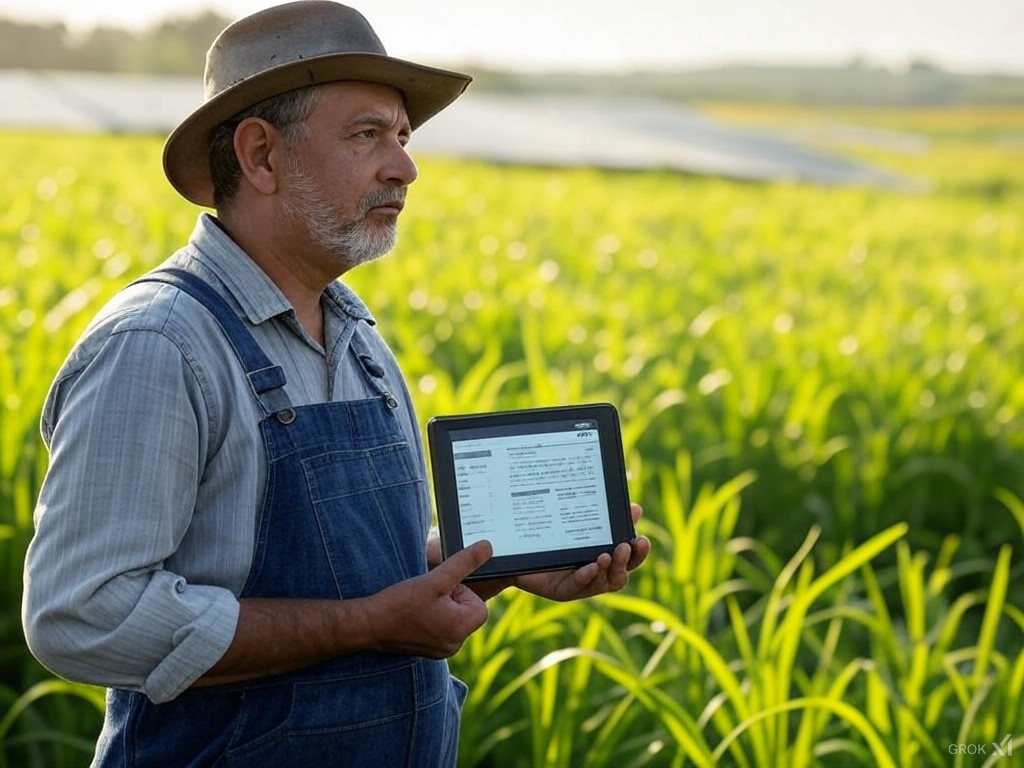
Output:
[163, 52, 471, 207]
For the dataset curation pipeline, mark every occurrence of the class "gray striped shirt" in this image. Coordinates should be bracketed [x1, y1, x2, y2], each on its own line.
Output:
[23, 213, 428, 703]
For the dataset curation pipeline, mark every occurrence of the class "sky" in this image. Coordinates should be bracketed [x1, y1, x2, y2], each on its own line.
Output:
[1, 0, 1022, 75]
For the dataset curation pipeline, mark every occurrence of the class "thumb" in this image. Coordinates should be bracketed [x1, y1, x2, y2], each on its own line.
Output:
[432, 539, 493, 588]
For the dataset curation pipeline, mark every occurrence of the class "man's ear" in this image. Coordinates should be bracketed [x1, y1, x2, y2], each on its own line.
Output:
[233, 117, 285, 196]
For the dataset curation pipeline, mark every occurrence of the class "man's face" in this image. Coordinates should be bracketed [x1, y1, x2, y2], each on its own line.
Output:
[279, 81, 418, 273]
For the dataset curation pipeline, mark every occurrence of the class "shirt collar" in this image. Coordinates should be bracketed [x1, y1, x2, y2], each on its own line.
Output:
[185, 212, 376, 327]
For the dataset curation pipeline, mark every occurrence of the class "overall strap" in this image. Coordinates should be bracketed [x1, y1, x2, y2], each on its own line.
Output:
[133, 267, 294, 420]
[348, 329, 400, 411]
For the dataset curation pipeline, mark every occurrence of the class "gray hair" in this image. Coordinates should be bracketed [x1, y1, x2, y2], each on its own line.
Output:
[208, 86, 321, 210]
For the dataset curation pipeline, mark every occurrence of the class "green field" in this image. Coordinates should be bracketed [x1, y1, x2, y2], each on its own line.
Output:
[2, 105, 1023, 767]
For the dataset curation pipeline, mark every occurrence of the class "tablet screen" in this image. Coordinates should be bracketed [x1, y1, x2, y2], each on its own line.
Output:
[451, 418, 611, 556]
[428, 404, 633, 581]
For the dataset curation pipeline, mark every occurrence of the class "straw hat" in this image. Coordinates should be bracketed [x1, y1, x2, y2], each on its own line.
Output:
[163, 1, 472, 206]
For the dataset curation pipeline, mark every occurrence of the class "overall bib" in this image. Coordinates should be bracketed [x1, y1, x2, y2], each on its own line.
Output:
[93, 269, 465, 767]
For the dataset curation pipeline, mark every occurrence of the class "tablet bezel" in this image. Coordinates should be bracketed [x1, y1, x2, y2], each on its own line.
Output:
[427, 403, 634, 582]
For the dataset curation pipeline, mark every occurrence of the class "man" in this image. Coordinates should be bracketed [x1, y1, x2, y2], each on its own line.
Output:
[22, 2, 650, 765]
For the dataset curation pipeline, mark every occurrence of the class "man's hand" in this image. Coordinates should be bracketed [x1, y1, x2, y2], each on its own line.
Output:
[426, 528, 515, 601]
[512, 503, 651, 602]
[427, 504, 651, 604]
[194, 540, 494, 688]
[369, 539, 493, 658]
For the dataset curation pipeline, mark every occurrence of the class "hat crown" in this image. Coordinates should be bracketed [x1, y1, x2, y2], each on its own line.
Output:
[205, 1, 387, 100]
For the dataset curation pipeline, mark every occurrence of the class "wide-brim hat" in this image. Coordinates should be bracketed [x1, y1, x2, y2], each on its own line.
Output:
[163, 1, 472, 207]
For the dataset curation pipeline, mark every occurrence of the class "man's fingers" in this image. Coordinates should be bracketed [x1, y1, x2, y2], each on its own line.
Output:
[630, 503, 644, 524]
[627, 535, 651, 570]
[434, 539, 493, 587]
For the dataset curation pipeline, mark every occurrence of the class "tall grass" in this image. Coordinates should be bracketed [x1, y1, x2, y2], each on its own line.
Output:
[2, 106, 1023, 765]
[449, 454, 1022, 766]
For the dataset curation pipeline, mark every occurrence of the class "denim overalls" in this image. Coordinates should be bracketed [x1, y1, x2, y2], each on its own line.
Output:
[93, 268, 465, 767]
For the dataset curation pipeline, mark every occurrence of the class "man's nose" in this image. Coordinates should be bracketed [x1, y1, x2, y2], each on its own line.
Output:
[381, 142, 418, 186]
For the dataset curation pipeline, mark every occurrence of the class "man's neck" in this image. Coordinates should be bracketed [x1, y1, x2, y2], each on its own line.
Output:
[214, 212, 331, 346]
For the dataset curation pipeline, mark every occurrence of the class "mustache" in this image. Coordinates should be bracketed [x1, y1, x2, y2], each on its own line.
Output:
[358, 187, 406, 215]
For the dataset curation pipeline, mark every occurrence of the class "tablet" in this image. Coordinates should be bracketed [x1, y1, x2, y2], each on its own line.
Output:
[427, 403, 634, 581]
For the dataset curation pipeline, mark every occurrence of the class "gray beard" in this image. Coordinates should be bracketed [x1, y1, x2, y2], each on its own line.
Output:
[282, 164, 403, 272]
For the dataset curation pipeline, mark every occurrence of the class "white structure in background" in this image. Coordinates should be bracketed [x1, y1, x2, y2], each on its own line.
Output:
[0, 70, 913, 186]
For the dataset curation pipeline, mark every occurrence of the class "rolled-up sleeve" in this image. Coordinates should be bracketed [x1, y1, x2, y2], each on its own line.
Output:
[23, 319, 239, 704]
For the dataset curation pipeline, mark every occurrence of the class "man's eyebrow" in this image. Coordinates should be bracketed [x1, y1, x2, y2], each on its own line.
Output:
[349, 113, 412, 133]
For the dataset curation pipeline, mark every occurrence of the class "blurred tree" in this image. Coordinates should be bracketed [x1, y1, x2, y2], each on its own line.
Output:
[73, 26, 136, 72]
[0, 12, 228, 75]
[131, 12, 229, 74]
[0, 20, 69, 69]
